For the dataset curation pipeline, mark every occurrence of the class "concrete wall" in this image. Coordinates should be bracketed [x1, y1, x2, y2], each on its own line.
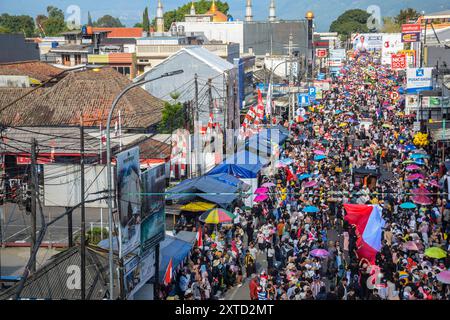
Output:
[0, 34, 39, 63]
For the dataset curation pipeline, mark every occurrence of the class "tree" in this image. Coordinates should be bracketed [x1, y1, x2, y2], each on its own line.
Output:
[0, 14, 35, 37]
[94, 15, 125, 27]
[143, 7, 150, 33]
[381, 17, 401, 33]
[395, 8, 420, 25]
[36, 6, 67, 36]
[151, 0, 230, 31]
[134, 23, 143, 28]
[87, 11, 93, 26]
[329, 9, 371, 38]
[158, 101, 185, 134]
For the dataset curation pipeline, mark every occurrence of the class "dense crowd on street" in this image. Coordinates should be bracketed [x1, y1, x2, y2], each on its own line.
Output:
[161, 52, 450, 300]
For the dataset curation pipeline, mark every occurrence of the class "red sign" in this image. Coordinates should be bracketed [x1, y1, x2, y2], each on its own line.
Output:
[16, 156, 53, 165]
[316, 49, 327, 58]
[390, 92, 400, 100]
[401, 24, 421, 33]
[391, 53, 407, 70]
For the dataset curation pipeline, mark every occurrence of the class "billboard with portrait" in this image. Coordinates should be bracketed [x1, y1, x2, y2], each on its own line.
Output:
[116, 147, 141, 258]
[352, 33, 383, 52]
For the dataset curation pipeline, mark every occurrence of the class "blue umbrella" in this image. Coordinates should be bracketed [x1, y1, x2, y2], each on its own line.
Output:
[410, 154, 429, 159]
[415, 159, 425, 165]
[304, 206, 319, 213]
[314, 155, 327, 161]
[398, 87, 405, 94]
[298, 173, 311, 180]
[335, 110, 342, 115]
[400, 202, 417, 210]
[404, 144, 416, 151]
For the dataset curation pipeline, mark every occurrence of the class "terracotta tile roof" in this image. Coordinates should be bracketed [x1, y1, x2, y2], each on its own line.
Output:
[0, 61, 64, 82]
[92, 27, 143, 38]
[121, 136, 172, 159]
[0, 67, 165, 129]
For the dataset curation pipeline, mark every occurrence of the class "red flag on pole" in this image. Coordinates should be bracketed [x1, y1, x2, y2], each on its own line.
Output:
[196, 227, 203, 248]
[163, 258, 173, 286]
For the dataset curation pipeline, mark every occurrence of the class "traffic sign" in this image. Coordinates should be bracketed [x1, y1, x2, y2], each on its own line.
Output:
[298, 93, 310, 106]
[390, 91, 400, 100]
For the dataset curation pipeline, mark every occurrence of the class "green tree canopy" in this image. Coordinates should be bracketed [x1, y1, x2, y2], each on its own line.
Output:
[94, 15, 125, 27]
[0, 13, 35, 37]
[329, 9, 371, 38]
[151, 0, 230, 31]
[395, 8, 420, 25]
[158, 101, 185, 134]
[143, 7, 150, 33]
[35, 6, 67, 36]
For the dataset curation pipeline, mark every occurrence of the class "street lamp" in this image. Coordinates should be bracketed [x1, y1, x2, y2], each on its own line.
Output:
[105, 69, 183, 300]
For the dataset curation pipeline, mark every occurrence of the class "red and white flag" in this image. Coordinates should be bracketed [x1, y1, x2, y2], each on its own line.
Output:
[196, 227, 203, 248]
[163, 258, 173, 286]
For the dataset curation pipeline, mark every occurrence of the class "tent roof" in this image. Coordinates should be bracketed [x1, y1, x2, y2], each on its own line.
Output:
[159, 235, 193, 282]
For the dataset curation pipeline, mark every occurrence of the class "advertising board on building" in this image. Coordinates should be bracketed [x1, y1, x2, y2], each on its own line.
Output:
[352, 33, 383, 51]
[401, 24, 421, 43]
[406, 68, 433, 94]
[391, 53, 407, 70]
[123, 248, 156, 299]
[381, 34, 404, 65]
[116, 147, 141, 258]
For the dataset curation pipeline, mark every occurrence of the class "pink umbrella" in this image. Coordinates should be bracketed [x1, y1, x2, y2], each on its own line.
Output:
[436, 270, 450, 284]
[406, 164, 421, 171]
[262, 182, 276, 188]
[313, 150, 326, 155]
[406, 173, 425, 181]
[254, 187, 269, 194]
[310, 249, 329, 258]
[304, 180, 318, 188]
[411, 187, 430, 196]
[403, 241, 419, 251]
[254, 194, 269, 203]
[412, 196, 433, 206]
[428, 180, 441, 188]
[276, 162, 287, 168]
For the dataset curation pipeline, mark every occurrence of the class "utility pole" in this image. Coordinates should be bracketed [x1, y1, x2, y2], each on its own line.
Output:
[194, 74, 201, 177]
[80, 115, 86, 300]
[67, 206, 73, 247]
[30, 138, 37, 273]
[288, 33, 294, 125]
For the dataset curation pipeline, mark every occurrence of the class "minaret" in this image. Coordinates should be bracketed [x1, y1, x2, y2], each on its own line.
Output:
[190, 2, 196, 15]
[245, 0, 253, 22]
[269, 0, 276, 22]
[156, 0, 164, 33]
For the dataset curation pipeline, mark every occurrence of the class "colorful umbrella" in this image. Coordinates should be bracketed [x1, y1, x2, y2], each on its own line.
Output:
[428, 180, 441, 188]
[304, 180, 318, 188]
[304, 206, 319, 213]
[424, 247, 447, 259]
[314, 155, 327, 161]
[310, 249, 329, 258]
[403, 241, 419, 251]
[180, 201, 216, 212]
[200, 208, 236, 224]
[338, 122, 348, 128]
[415, 159, 425, 166]
[400, 202, 417, 209]
[382, 124, 392, 128]
[412, 196, 433, 206]
[254, 187, 269, 194]
[436, 270, 450, 284]
[404, 144, 416, 151]
[405, 164, 421, 171]
[410, 153, 429, 159]
[313, 150, 326, 155]
[402, 160, 416, 165]
[281, 158, 294, 165]
[406, 173, 425, 181]
[299, 173, 311, 180]
[254, 194, 269, 203]
[262, 182, 276, 188]
[411, 187, 430, 196]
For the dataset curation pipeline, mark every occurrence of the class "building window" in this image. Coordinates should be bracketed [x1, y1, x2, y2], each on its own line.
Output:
[74, 54, 82, 65]
[113, 66, 131, 77]
[63, 54, 71, 66]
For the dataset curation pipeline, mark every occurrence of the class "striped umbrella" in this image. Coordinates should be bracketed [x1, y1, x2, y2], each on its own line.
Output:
[199, 208, 236, 225]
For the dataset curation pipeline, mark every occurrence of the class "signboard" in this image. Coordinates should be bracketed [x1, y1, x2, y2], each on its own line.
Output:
[316, 49, 328, 58]
[328, 59, 343, 67]
[140, 164, 166, 254]
[0, 75, 30, 88]
[390, 91, 400, 101]
[406, 68, 433, 94]
[352, 33, 383, 51]
[124, 248, 156, 298]
[398, 50, 416, 68]
[401, 24, 421, 43]
[391, 53, 407, 70]
[297, 93, 310, 106]
[405, 95, 449, 111]
[117, 147, 141, 258]
[381, 34, 404, 65]
[329, 49, 346, 60]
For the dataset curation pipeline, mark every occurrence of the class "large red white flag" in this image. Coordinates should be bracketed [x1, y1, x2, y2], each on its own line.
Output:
[163, 258, 173, 286]
[196, 227, 203, 248]
[254, 89, 265, 126]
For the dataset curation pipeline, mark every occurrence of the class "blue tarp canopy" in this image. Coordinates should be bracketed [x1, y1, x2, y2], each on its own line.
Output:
[159, 235, 193, 282]
[241, 129, 288, 156]
[166, 173, 248, 207]
[208, 150, 269, 179]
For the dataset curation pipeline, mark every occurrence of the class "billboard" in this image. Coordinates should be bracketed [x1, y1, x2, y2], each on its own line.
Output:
[329, 49, 346, 60]
[381, 34, 404, 65]
[406, 68, 433, 94]
[117, 147, 141, 258]
[398, 50, 416, 68]
[123, 248, 156, 298]
[391, 53, 407, 70]
[401, 24, 421, 43]
[352, 33, 383, 51]
[140, 209, 165, 254]
[44, 164, 112, 208]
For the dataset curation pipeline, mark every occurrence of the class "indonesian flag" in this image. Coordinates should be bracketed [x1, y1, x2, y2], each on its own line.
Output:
[206, 113, 214, 134]
[196, 227, 203, 248]
[285, 167, 297, 182]
[344, 204, 385, 264]
[254, 89, 265, 126]
[163, 258, 173, 286]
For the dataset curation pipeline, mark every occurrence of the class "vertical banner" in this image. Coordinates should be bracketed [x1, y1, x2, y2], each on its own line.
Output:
[117, 147, 141, 258]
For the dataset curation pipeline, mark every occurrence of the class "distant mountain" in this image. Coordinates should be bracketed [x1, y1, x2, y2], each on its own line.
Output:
[0, 0, 449, 31]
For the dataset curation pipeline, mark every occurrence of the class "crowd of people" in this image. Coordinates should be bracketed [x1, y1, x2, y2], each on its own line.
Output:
[162, 52, 450, 300]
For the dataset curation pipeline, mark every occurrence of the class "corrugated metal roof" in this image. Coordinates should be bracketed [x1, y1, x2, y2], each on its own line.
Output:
[0, 246, 119, 300]
[181, 46, 234, 73]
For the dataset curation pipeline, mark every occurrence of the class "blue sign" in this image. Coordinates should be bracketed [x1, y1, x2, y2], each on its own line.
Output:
[308, 87, 316, 96]
[317, 73, 325, 80]
[416, 69, 424, 77]
[298, 93, 310, 106]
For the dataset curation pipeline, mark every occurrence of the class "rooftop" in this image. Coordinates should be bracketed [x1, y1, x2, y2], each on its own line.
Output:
[0, 60, 64, 83]
[92, 27, 143, 38]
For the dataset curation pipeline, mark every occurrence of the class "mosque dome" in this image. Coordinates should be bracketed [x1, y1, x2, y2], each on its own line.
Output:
[206, 1, 228, 22]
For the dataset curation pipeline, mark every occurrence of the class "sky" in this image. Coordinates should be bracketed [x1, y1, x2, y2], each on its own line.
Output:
[0, 0, 449, 31]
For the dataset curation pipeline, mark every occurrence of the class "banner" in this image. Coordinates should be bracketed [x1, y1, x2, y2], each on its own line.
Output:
[381, 34, 404, 65]
[401, 24, 421, 43]
[406, 68, 433, 94]
[352, 33, 383, 51]
[391, 53, 407, 70]
[117, 147, 141, 258]
[398, 50, 416, 68]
